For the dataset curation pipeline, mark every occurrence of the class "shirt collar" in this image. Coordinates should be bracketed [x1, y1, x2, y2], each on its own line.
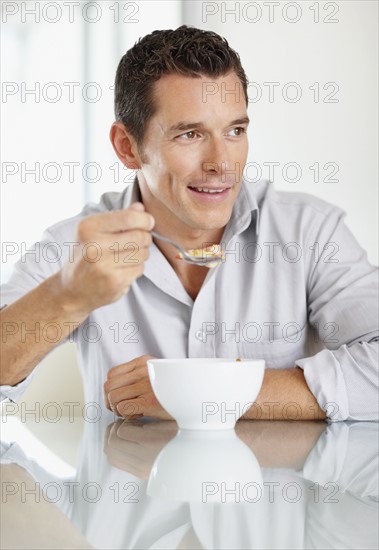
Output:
[121, 175, 143, 207]
[222, 179, 261, 242]
[122, 176, 264, 304]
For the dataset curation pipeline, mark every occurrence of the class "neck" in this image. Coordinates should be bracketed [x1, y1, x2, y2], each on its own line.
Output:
[137, 178, 225, 300]
[152, 225, 224, 301]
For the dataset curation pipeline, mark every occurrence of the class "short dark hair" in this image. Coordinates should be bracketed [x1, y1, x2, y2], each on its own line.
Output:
[114, 25, 248, 147]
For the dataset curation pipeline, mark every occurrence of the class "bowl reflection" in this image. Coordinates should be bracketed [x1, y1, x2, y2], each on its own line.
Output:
[147, 428, 262, 503]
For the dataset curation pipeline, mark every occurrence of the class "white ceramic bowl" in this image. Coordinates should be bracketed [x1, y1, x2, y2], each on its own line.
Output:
[147, 358, 265, 430]
[147, 429, 263, 502]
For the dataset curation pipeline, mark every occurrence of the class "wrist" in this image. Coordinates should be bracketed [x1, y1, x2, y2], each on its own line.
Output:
[48, 272, 91, 321]
[244, 368, 327, 421]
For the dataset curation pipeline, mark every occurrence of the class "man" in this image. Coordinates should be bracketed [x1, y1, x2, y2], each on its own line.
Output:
[1, 26, 378, 421]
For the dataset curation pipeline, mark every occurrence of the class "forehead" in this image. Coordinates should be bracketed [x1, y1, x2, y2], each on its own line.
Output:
[151, 72, 247, 125]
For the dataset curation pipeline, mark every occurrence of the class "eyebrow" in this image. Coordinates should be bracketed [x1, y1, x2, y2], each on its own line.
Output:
[167, 117, 250, 134]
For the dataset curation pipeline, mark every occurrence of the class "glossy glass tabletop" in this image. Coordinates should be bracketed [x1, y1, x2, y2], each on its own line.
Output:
[1, 416, 378, 549]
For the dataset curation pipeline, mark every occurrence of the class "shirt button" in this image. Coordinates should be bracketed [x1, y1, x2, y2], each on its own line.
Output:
[196, 330, 206, 342]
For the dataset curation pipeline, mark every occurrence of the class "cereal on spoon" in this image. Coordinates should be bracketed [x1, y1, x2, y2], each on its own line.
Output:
[175, 244, 225, 268]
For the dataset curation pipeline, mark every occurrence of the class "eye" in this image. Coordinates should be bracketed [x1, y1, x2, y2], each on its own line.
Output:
[177, 131, 199, 140]
[228, 127, 246, 137]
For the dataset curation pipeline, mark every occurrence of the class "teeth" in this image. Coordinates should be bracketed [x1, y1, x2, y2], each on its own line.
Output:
[193, 187, 225, 193]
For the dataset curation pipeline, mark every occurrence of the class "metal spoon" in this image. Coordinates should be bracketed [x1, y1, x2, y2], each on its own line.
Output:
[151, 231, 224, 267]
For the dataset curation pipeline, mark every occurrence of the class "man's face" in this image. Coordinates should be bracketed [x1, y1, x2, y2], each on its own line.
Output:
[136, 71, 249, 233]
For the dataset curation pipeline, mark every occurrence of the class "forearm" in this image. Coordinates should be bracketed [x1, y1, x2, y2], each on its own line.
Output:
[244, 367, 326, 421]
[235, 420, 327, 468]
[0, 273, 88, 386]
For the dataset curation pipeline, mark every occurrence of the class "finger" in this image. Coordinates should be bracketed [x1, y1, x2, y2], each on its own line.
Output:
[113, 246, 150, 268]
[108, 380, 151, 410]
[116, 422, 151, 442]
[104, 422, 115, 447]
[104, 436, 140, 470]
[79, 206, 155, 237]
[107, 355, 155, 379]
[85, 239, 150, 266]
[104, 390, 112, 411]
[106, 359, 141, 382]
[106, 419, 124, 445]
[119, 228, 153, 247]
[102, 205, 155, 233]
[129, 202, 145, 212]
[105, 365, 149, 393]
[117, 399, 143, 417]
[96, 229, 153, 252]
[106, 445, 151, 480]
[103, 247, 149, 272]
[117, 420, 178, 444]
[116, 394, 170, 420]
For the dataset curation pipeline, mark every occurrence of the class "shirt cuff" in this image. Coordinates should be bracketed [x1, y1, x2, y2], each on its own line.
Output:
[301, 422, 349, 483]
[296, 349, 349, 421]
[0, 371, 35, 404]
[1, 441, 30, 466]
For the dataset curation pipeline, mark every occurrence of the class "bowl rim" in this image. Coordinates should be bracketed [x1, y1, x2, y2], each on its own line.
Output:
[147, 358, 265, 367]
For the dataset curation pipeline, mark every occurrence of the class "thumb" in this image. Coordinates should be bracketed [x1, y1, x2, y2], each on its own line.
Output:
[129, 202, 145, 212]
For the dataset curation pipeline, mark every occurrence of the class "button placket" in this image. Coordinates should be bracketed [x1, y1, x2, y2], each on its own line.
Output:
[188, 276, 217, 357]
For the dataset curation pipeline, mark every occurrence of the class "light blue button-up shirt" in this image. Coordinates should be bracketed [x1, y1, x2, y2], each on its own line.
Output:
[1, 179, 378, 420]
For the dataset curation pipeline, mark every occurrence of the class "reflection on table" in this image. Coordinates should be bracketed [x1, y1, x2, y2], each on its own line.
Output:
[1, 416, 378, 549]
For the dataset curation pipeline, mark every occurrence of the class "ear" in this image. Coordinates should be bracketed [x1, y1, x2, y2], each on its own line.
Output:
[109, 121, 141, 170]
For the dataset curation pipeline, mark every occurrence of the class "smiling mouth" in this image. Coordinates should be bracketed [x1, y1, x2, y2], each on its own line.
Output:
[187, 186, 231, 194]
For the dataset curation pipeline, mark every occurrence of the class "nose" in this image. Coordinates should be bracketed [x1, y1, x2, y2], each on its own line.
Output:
[203, 137, 228, 172]
[202, 137, 236, 183]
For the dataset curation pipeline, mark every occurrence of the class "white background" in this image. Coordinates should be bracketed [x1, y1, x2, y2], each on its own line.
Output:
[1, 1, 378, 414]
[1, 0, 378, 282]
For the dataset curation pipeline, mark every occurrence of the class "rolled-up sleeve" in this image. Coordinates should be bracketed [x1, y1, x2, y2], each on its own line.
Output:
[297, 341, 378, 421]
[296, 208, 379, 421]
[0, 372, 37, 404]
[1, 230, 71, 402]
